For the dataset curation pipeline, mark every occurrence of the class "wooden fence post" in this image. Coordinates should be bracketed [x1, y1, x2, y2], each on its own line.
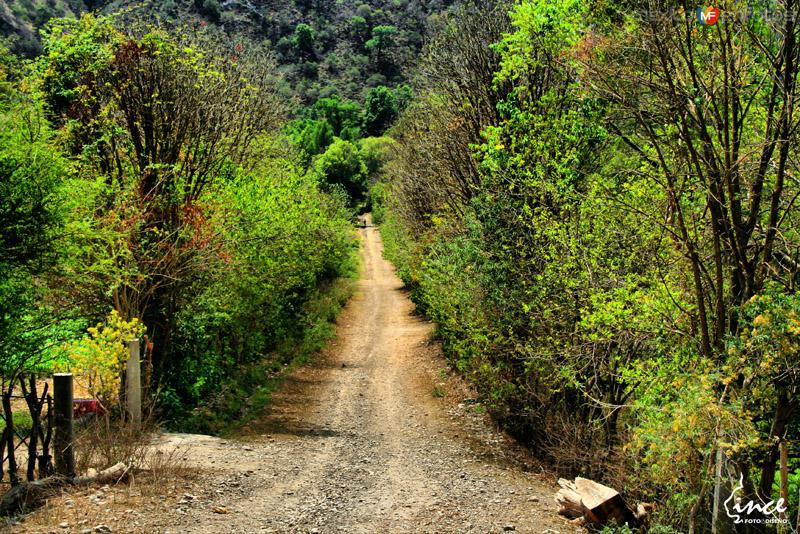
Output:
[126, 339, 141, 428]
[53, 373, 74, 478]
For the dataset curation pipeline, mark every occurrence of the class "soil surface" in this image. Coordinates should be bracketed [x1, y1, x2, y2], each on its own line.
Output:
[8, 219, 576, 534]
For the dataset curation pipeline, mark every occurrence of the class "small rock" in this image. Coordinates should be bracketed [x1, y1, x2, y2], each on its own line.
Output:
[503, 526, 516, 532]
[59, 523, 69, 529]
[243, 446, 254, 452]
[528, 495, 540, 503]
[94, 526, 113, 534]
[212, 506, 229, 514]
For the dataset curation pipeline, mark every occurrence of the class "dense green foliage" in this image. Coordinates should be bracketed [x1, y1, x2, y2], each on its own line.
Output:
[2, 0, 439, 213]
[5, 1, 800, 531]
[0, 13, 358, 428]
[0, 0, 455, 103]
[0, 70, 72, 379]
[379, 1, 800, 531]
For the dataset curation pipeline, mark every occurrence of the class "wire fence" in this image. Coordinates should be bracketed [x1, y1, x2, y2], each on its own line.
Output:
[0, 382, 54, 485]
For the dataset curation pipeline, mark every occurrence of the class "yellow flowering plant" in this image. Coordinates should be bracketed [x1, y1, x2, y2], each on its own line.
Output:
[60, 310, 145, 407]
[726, 289, 800, 394]
[627, 286, 800, 524]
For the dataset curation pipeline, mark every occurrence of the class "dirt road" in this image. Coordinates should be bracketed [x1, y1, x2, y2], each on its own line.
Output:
[12, 220, 572, 534]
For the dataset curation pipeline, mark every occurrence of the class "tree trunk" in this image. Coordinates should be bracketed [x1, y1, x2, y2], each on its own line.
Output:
[759, 391, 794, 500]
[20, 376, 39, 482]
[2, 390, 19, 487]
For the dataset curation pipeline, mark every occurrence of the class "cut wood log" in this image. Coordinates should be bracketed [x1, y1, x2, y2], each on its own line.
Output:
[555, 478, 586, 519]
[558, 477, 577, 491]
[555, 488, 585, 518]
[576, 477, 639, 526]
[0, 462, 130, 516]
[554, 477, 644, 528]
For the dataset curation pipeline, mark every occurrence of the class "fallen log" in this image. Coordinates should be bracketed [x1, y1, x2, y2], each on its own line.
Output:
[555, 477, 650, 528]
[0, 476, 69, 516]
[0, 462, 130, 516]
[73, 462, 129, 486]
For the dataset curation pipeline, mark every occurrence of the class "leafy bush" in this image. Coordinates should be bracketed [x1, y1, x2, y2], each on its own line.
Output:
[2, 15, 360, 431]
[161, 139, 357, 423]
[314, 137, 368, 206]
[59, 311, 145, 406]
[0, 97, 70, 379]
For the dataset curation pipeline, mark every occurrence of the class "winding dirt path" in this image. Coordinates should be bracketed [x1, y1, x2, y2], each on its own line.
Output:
[12, 219, 573, 534]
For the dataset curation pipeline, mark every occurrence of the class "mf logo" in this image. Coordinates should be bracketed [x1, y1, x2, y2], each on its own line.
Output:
[697, 6, 721, 25]
[724, 474, 789, 525]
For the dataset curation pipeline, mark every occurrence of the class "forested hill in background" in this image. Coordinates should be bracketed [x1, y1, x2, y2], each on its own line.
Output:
[0, 0, 455, 102]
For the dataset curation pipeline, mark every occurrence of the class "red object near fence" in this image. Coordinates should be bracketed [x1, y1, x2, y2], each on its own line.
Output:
[73, 399, 105, 419]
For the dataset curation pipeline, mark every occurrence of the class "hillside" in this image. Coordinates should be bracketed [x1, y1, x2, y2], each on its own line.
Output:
[0, 0, 455, 102]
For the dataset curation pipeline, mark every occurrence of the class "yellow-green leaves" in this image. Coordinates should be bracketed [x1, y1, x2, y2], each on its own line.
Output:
[59, 310, 144, 406]
[495, 0, 587, 84]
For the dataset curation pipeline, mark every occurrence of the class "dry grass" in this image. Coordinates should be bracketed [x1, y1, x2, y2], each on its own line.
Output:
[5, 434, 199, 534]
[2, 406, 203, 534]
[73, 418, 151, 476]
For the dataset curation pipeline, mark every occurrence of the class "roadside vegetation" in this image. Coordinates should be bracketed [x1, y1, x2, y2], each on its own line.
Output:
[2, 0, 799, 532]
[377, 1, 800, 531]
[0, 12, 366, 436]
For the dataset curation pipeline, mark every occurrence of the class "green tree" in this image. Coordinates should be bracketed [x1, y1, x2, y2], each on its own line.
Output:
[35, 14, 285, 376]
[288, 118, 335, 161]
[0, 98, 69, 381]
[314, 138, 368, 204]
[349, 16, 369, 45]
[0, 43, 18, 102]
[363, 85, 397, 136]
[365, 24, 397, 70]
[195, 0, 221, 22]
[359, 136, 393, 178]
[311, 95, 362, 139]
[292, 23, 316, 59]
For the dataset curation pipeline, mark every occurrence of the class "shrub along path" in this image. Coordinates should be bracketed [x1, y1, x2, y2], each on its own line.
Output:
[11, 218, 572, 534]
